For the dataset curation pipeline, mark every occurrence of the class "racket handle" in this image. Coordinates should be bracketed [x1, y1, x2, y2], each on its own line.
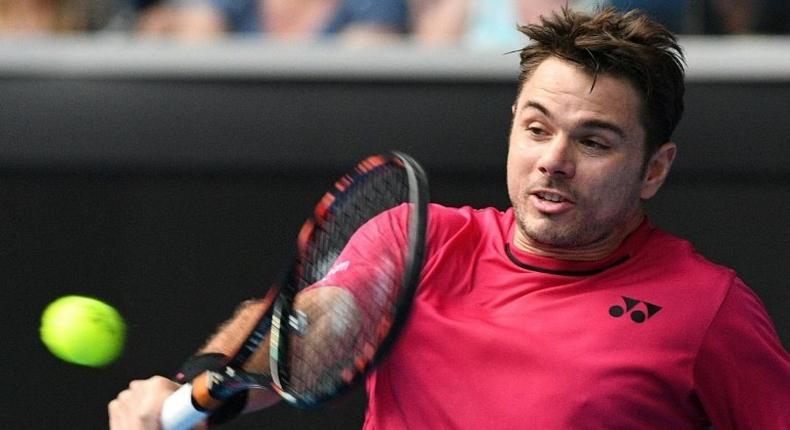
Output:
[160, 383, 209, 430]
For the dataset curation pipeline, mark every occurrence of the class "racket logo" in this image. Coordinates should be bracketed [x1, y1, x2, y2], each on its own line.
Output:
[608, 296, 662, 323]
[206, 367, 234, 390]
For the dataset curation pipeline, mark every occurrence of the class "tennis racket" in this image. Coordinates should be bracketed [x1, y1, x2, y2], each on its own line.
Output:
[160, 151, 429, 428]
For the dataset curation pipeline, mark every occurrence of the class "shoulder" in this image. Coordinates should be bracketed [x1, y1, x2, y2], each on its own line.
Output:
[693, 277, 790, 427]
[621, 225, 740, 335]
[427, 204, 510, 233]
[424, 204, 510, 254]
[641, 226, 737, 291]
[636, 227, 783, 349]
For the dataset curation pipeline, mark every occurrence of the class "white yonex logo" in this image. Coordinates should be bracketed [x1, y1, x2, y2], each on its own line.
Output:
[326, 260, 350, 278]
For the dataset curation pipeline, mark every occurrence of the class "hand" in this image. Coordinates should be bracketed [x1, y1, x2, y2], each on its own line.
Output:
[108, 376, 206, 430]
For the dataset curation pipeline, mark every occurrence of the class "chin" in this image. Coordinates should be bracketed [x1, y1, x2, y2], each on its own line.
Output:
[529, 229, 586, 248]
[522, 218, 586, 248]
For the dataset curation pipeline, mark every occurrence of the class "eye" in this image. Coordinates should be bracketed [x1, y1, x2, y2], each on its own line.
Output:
[580, 138, 610, 151]
[526, 125, 548, 137]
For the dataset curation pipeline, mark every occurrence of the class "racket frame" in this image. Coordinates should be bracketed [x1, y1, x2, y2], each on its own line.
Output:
[269, 151, 429, 408]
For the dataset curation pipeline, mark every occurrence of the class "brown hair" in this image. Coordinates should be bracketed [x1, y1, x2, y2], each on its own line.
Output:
[517, 7, 685, 158]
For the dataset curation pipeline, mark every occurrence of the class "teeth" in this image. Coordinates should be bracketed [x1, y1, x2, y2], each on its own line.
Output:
[538, 192, 563, 202]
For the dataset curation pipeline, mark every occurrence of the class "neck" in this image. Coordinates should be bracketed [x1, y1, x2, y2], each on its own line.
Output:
[513, 213, 645, 262]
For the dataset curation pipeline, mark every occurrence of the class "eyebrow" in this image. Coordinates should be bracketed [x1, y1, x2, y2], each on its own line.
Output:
[522, 101, 551, 118]
[581, 119, 626, 139]
[521, 100, 626, 139]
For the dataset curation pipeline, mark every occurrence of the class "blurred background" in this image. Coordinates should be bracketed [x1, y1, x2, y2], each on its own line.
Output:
[1, 1, 788, 429]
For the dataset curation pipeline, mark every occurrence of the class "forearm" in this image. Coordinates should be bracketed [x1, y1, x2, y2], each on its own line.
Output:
[110, 293, 285, 430]
[179, 285, 360, 416]
[174, 298, 281, 426]
[195, 298, 272, 376]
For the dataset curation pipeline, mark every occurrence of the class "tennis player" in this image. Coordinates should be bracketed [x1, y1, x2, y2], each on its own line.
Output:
[110, 6, 790, 429]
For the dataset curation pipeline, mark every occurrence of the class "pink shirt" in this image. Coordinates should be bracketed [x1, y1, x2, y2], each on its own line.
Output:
[320, 204, 789, 429]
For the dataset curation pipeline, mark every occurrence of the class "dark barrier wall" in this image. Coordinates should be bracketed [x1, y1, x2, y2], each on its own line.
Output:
[1, 39, 788, 429]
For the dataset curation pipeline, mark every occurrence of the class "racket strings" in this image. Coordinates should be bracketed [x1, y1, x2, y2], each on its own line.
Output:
[283, 162, 412, 403]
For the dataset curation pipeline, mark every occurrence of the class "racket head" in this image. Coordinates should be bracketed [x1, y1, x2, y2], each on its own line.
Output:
[269, 151, 429, 409]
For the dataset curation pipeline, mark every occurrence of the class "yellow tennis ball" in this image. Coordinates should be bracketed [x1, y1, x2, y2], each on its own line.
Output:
[40, 295, 126, 367]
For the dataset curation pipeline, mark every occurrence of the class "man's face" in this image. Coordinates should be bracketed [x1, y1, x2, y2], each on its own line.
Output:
[507, 56, 657, 252]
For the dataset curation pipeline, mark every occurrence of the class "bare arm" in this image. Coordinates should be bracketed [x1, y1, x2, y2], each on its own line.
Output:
[108, 299, 280, 430]
[108, 284, 359, 429]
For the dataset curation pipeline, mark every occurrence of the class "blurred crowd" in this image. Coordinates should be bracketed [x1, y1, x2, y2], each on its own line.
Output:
[0, 0, 788, 45]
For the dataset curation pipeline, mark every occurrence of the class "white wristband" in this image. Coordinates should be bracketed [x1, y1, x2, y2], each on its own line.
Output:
[160, 383, 209, 430]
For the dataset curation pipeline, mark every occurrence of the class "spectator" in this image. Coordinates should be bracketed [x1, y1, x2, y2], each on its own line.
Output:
[410, 0, 568, 48]
[607, 0, 685, 33]
[696, 0, 790, 34]
[136, 0, 410, 42]
[605, 0, 790, 34]
[0, 0, 117, 34]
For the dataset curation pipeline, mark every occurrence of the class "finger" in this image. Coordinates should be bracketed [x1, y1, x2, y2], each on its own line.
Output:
[108, 399, 120, 430]
[117, 388, 132, 402]
[129, 379, 148, 391]
[108, 397, 131, 430]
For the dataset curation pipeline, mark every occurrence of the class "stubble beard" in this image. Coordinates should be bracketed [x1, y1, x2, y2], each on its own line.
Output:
[511, 181, 644, 250]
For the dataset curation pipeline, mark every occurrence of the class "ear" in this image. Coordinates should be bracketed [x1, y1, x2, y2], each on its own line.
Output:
[640, 142, 676, 200]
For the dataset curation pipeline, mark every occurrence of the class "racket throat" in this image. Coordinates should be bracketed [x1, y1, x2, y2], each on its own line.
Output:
[192, 367, 269, 408]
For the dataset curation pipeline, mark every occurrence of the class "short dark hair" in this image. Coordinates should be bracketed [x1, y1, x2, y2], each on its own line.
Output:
[517, 7, 685, 158]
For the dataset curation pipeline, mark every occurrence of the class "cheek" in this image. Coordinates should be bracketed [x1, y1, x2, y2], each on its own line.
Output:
[582, 169, 643, 212]
[506, 162, 518, 200]
[506, 149, 532, 197]
[507, 136, 537, 171]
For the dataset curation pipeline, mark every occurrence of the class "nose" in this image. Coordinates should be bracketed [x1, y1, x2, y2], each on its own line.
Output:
[537, 137, 575, 178]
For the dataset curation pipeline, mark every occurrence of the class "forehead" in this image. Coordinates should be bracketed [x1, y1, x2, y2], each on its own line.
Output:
[517, 57, 643, 125]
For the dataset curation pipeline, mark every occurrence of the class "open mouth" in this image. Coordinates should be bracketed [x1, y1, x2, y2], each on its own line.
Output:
[535, 191, 567, 203]
[530, 190, 575, 214]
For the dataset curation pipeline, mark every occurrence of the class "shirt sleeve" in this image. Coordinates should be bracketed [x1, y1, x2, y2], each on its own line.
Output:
[693, 277, 790, 430]
[310, 204, 410, 316]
